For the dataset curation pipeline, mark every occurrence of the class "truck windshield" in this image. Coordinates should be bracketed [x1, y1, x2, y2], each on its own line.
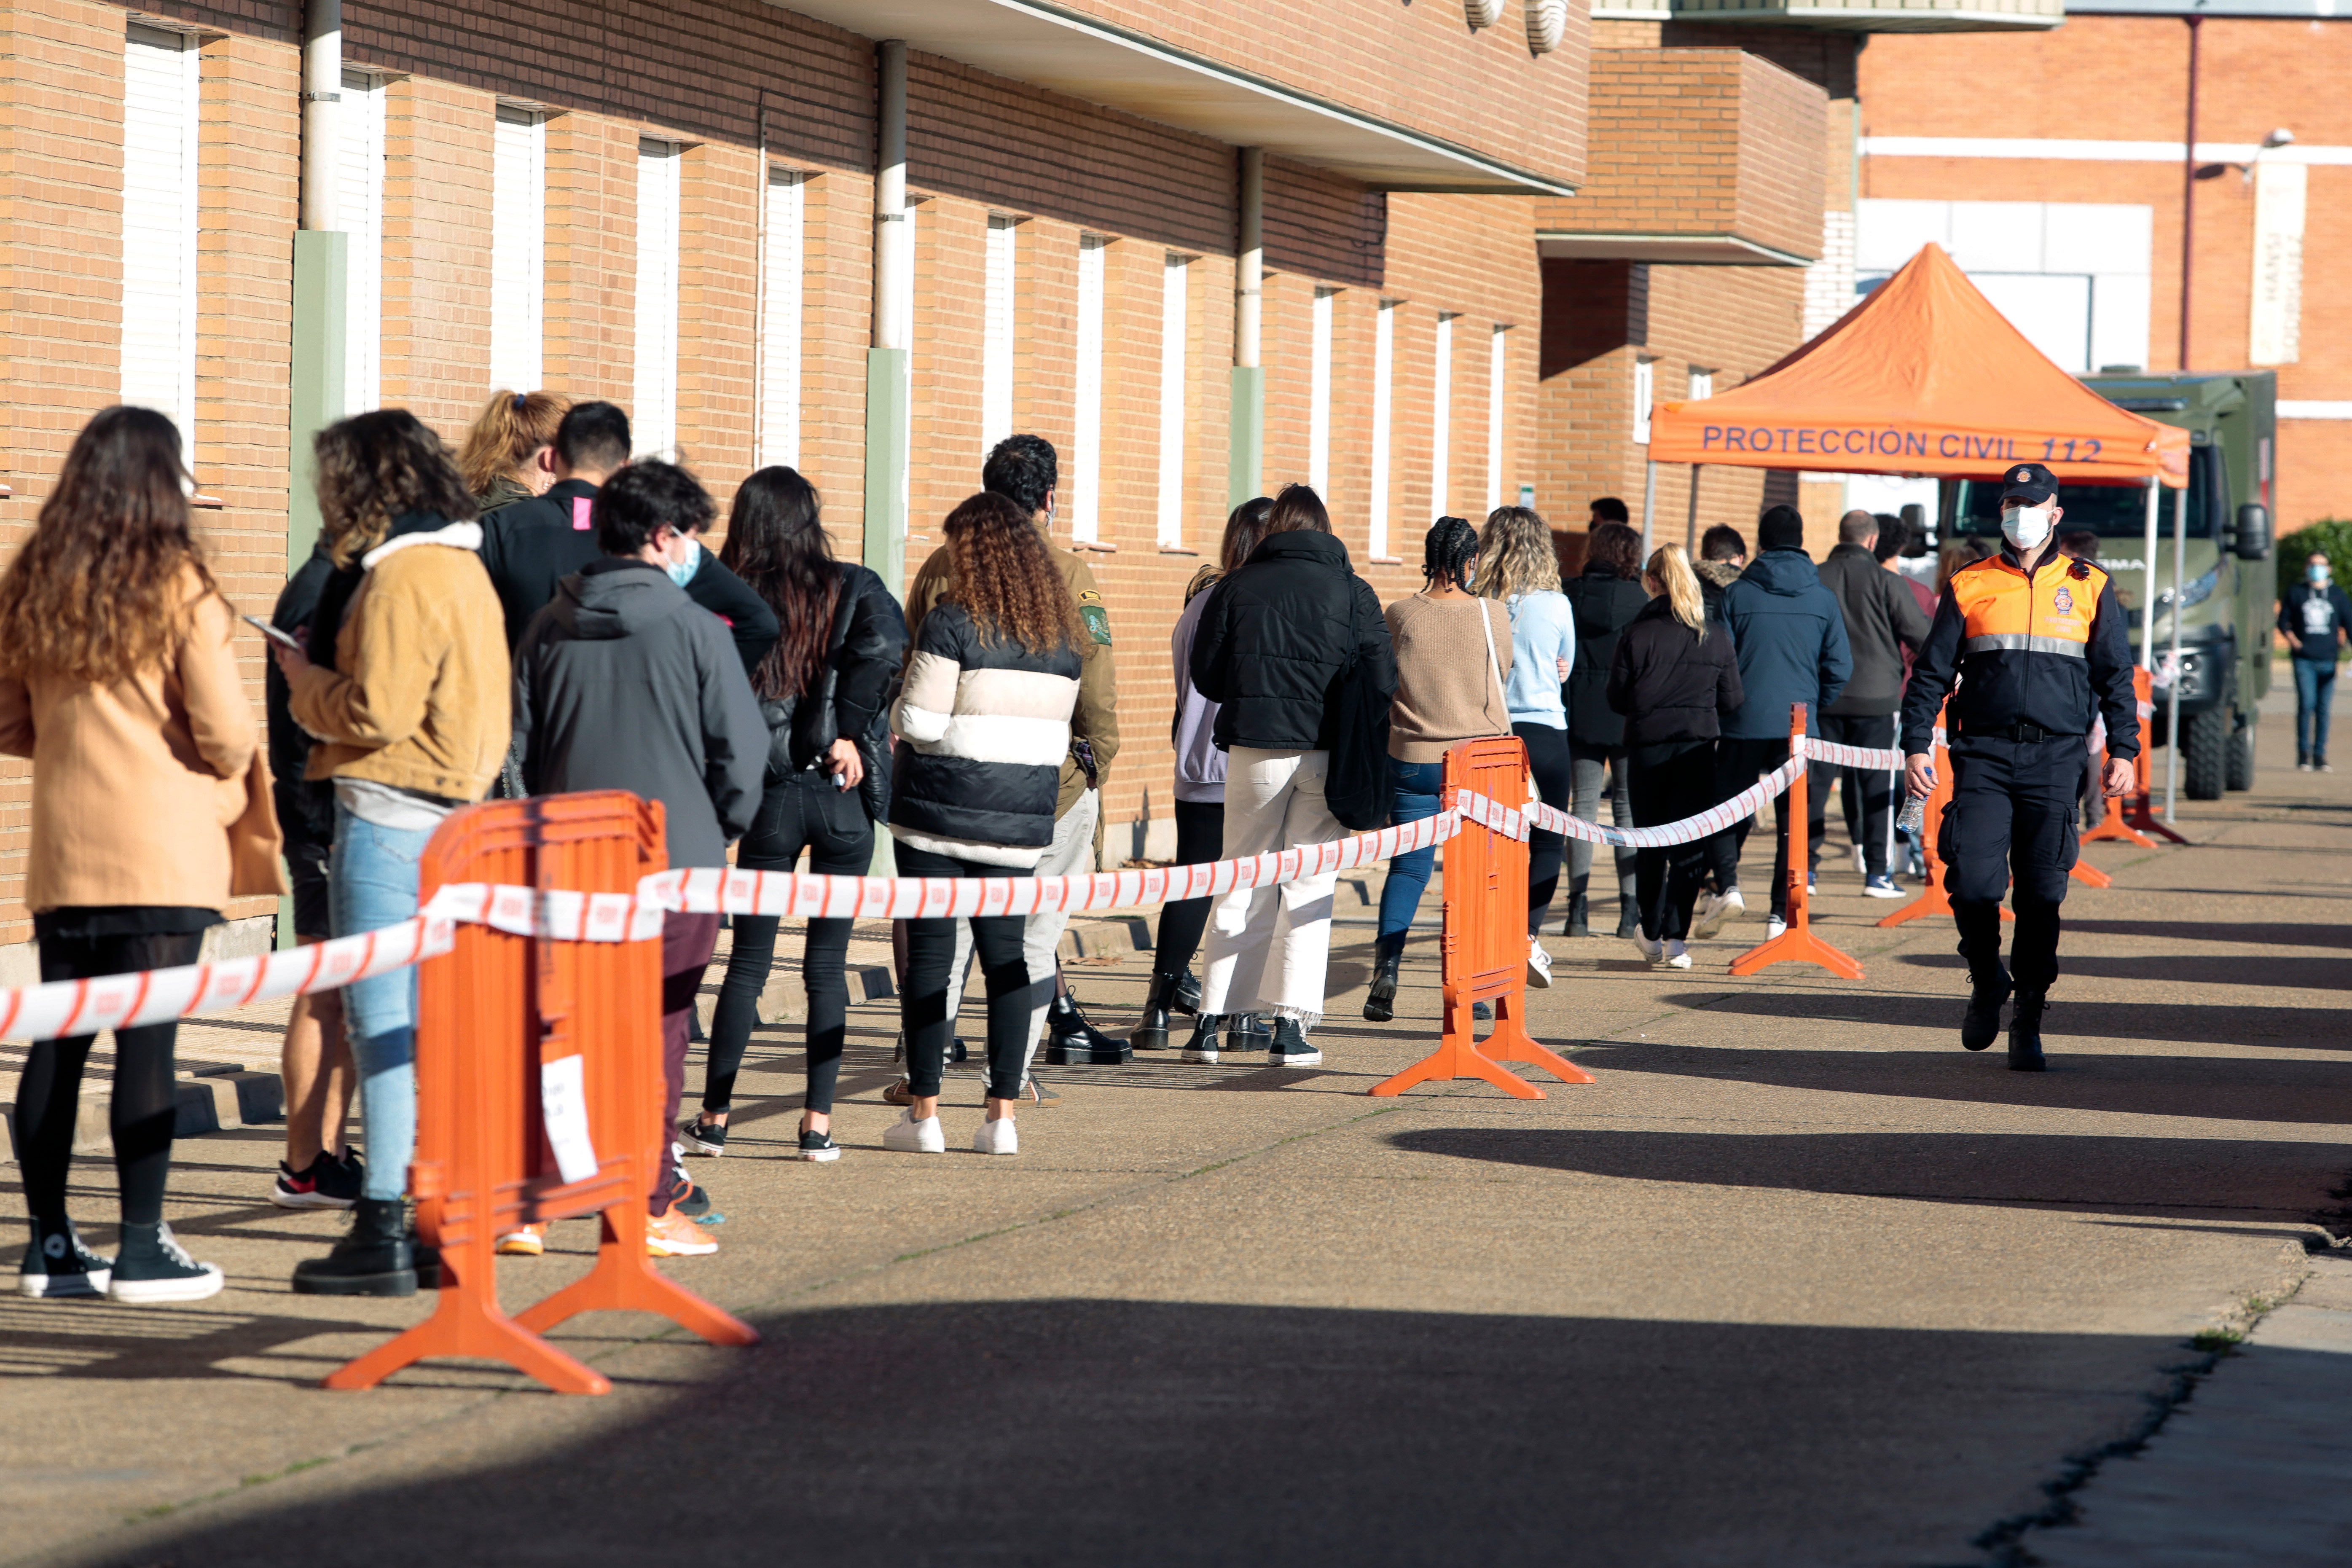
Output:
[1952, 448, 2212, 540]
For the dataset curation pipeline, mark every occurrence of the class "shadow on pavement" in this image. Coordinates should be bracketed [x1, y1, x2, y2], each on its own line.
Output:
[1660, 989, 2340, 1048]
[54, 1299, 2226, 1568]
[1896, 952, 2352, 991]
[2060, 919, 2352, 952]
[1565, 1040, 2352, 1126]
[1385, 1126, 2345, 1218]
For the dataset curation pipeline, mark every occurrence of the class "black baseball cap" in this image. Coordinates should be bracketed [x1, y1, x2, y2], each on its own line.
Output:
[1997, 461, 2058, 506]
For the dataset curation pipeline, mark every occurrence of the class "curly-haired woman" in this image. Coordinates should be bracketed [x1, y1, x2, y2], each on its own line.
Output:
[0, 407, 281, 1303]
[274, 409, 509, 1296]
[886, 491, 1085, 1157]
[1479, 505, 1576, 986]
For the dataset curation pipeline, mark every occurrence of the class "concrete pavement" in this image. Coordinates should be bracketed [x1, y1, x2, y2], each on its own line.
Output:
[2, 706, 2347, 1567]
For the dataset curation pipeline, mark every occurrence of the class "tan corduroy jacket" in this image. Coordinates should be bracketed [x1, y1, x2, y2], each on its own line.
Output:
[289, 525, 511, 803]
[0, 571, 283, 913]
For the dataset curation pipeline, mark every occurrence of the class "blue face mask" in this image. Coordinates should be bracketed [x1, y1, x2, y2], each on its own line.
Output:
[2312, 562, 2333, 585]
[665, 536, 701, 589]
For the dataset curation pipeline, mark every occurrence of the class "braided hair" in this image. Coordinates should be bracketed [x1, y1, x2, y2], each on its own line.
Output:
[1423, 516, 1480, 592]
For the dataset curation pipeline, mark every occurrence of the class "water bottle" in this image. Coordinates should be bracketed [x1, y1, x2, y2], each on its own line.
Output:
[1896, 792, 1927, 838]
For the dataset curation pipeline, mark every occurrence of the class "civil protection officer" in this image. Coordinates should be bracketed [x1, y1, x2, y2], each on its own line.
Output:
[1899, 462, 2138, 1070]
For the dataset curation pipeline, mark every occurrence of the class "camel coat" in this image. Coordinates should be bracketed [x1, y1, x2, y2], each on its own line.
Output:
[0, 572, 282, 914]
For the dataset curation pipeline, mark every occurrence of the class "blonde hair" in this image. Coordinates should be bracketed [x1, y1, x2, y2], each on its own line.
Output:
[1645, 545, 1708, 640]
[456, 389, 570, 497]
[1478, 505, 1562, 601]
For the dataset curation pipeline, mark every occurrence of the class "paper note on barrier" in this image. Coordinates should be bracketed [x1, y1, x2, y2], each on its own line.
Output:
[539, 1053, 599, 1184]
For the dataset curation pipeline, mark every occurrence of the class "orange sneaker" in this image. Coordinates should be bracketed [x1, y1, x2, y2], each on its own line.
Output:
[645, 1208, 719, 1258]
[496, 1223, 546, 1257]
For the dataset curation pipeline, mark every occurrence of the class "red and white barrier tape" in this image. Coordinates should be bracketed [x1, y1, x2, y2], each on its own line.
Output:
[1802, 737, 1906, 771]
[1506, 754, 1807, 850]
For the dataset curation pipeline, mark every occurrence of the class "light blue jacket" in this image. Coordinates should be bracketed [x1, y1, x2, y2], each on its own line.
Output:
[1500, 591, 1574, 729]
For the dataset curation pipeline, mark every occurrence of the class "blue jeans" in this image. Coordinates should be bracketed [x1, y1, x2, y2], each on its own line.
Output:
[1376, 758, 1446, 940]
[328, 803, 433, 1202]
[2293, 657, 2337, 763]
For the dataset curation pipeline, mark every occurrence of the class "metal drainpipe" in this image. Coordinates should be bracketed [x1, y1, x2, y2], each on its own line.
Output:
[1230, 147, 1265, 507]
[302, 0, 340, 230]
[864, 40, 910, 591]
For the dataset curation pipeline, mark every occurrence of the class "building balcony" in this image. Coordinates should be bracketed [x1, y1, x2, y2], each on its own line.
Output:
[1534, 50, 1826, 268]
[1591, 0, 2060, 32]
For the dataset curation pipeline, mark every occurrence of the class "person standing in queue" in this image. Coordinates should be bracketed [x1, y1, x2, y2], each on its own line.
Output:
[1900, 462, 2138, 1072]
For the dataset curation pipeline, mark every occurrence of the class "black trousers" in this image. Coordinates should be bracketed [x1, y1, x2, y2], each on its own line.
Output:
[1810, 712, 1898, 876]
[1714, 737, 1804, 915]
[1516, 722, 1574, 934]
[896, 842, 1038, 1102]
[1940, 733, 2083, 993]
[1628, 740, 1717, 942]
[15, 926, 204, 1229]
[1152, 797, 1225, 980]
[705, 771, 874, 1117]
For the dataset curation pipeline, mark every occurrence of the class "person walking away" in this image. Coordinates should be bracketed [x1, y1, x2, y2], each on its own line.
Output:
[887, 492, 1086, 1155]
[0, 407, 281, 1303]
[2281, 550, 2352, 771]
[1819, 509, 1930, 897]
[684, 469, 905, 1164]
[1901, 462, 2138, 1071]
[1189, 483, 1394, 1064]
[1588, 497, 1630, 528]
[1888, 517, 1940, 867]
[513, 460, 765, 1248]
[899, 434, 1122, 1083]
[1608, 547, 1743, 968]
[264, 538, 361, 1211]
[456, 389, 569, 513]
[1364, 519, 1514, 1022]
[1478, 505, 1575, 986]
[1714, 505, 1852, 940]
[1696, 525, 1746, 624]
[276, 409, 505, 1296]
[1561, 521, 1649, 937]
[1134, 497, 1274, 1051]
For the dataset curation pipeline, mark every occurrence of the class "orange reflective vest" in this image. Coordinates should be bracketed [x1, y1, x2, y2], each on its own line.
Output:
[1899, 549, 2141, 758]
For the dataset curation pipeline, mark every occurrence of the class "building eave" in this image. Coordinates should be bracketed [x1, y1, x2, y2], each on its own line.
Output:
[1537, 232, 1818, 267]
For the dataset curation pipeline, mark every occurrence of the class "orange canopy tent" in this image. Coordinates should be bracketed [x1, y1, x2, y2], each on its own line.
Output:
[1648, 243, 2189, 489]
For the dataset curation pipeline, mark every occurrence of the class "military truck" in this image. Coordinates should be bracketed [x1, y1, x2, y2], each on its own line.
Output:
[1937, 371, 2276, 799]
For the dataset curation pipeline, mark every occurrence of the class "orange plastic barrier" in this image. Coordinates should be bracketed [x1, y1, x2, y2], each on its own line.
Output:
[2083, 666, 2187, 846]
[1371, 736, 1594, 1101]
[1731, 707, 1864, 979]
[326, 792, 757, 1396]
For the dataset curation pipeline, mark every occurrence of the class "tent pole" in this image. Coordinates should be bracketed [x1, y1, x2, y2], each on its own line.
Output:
[1685, 464, 1702, 555]
[2140, 478, 2159, 670]
[2165, 480, 2186, 821]
[1640, 459, 1658, 556]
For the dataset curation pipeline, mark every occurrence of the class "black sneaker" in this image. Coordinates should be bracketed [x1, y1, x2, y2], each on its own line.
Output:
[793, 1129, 842, 1163]
[271, 1149, 363, 1210]
[1267, 1018, 1323, 1068]
[110, 1222, 225, 1304]
[679, 1116, 728, 1157]
[669, 1163, 722, 1225]
[19, 1217, 110, 1299]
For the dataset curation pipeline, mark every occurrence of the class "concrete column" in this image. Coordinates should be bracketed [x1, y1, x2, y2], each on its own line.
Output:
[1229, 146, 1264, 507]
[864, 40, 911, 591]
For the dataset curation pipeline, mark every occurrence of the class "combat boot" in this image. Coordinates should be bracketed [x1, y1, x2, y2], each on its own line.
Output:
[1362, 932, 1407, 1022]
[2008, 990, 2047, 1072]
[1130, 971, 1187, 1051]
[1042, 990, 1131, 1066]
[1960, 964, 2013, 1052]
[291, 1197, 417, 1297]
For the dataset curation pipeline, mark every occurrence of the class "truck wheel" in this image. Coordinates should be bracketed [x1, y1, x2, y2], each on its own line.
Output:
[2227, 711, 2255, 792]
[2184, 707, 2228, 800]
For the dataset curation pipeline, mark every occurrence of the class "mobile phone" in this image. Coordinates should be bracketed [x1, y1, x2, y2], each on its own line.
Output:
[243, 615, 302, 652]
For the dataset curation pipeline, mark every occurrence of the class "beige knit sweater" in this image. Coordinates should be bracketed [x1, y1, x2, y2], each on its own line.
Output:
[1383, 593, 1514, 763]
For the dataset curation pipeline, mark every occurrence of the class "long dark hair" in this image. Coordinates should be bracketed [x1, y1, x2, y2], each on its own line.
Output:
[313, 409, 478, 567]
[1221, 496, 1275, 575]
[720, 467, 836, 701]
[0, 405, 217, 684]
[942, 491, 1083, 655]
[1585, 521, 1642, 581]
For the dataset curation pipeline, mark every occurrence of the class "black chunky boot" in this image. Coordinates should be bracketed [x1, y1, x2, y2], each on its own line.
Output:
[1181, 1014, 1223, 1064]
[1563, 889, 1590, 939]
[1173, 970, 1202, 1017]
[1960, 964, 2013, 1052]
[1362, 932, 1408, 1022]
[1043, 990, 1132, 1066]
[2008, 991, 2047, 1072]
[1131, 971, 1187, 1051]
[291, 1197, 418, 1297]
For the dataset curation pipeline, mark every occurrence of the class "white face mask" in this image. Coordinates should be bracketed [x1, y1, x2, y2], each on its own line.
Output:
[2001, 504, 2054, 551]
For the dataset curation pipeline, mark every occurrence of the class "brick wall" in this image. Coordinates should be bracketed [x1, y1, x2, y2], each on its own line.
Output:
[380, 75, 493, 434]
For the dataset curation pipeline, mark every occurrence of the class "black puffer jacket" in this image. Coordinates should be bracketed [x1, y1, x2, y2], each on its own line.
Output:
[1606, 596, 1745, 746]
[756, 564, 906, 825]
[1563, 565, 1651, 750]
[266, 542, 337, 849]
[1190, 530, 1394, 752]
[889, 603, 1082, 862]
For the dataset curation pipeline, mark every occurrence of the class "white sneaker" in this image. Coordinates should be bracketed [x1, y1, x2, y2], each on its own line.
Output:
[1852, 843, 1867, 876]
[1692, 887, 1745, 939]
[1765, 915, 1788, 940]
[882, 1109, 946, 1154]
[972, 1116, 1018, 1156]
[1526, 937, 1554, 988]
[1660, 940, 1692, 970]
[1628, 930, 1664, 964]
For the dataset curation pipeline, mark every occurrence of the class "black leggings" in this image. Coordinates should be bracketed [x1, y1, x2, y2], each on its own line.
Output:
[1515, 722, 1573, 934]
[895, 842, 1038, 1102]
[705, 773, 875, 1117]
[15, 927, 204, 1230]
[1152, 797, 1225, 980]
[1629, 740, 1717, 942]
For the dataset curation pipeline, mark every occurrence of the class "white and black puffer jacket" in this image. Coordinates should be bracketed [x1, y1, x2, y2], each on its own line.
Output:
[889, 601, 1082, 867]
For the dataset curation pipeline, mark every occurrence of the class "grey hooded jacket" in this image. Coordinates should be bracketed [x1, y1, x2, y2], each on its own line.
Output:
[513, 558, 767, 870]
